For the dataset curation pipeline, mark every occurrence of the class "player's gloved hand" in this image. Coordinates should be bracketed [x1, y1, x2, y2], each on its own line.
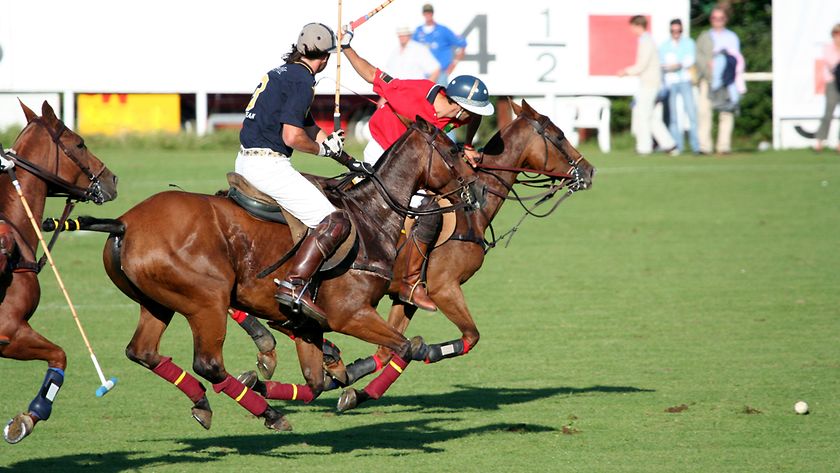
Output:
[340, 25, 353, 48]
[318, 130, 345, 158]
[345, 159, 374, 175]
[0, 154, 14, 171]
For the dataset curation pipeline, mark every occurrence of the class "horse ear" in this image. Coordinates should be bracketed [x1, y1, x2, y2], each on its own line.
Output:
[414, 115, 432, 133]
[520, 99, 535, 116]
[19, 99, 37, 123]
[41, 101, 58, 123]
[510, 98, 522, 117]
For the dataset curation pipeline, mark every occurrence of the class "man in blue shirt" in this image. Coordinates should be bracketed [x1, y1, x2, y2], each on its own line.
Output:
[237, 23, 354, 323]
[413, 3, 466, 86]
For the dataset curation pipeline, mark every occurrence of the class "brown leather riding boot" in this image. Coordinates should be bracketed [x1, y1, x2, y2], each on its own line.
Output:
[398, 238, 437, 312]
[275, 211, 351, 326]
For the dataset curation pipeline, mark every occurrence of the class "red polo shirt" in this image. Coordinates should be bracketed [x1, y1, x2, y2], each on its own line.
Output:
[368, 69, 466, 149]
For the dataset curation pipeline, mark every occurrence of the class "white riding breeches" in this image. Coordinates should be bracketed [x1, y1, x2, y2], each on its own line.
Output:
[234, 149, 335, 228]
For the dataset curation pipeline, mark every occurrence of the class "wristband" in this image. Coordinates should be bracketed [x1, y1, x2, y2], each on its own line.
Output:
[463, 144, 475, 151]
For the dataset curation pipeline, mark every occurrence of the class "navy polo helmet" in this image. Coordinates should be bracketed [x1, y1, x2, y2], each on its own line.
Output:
[445, 75, 494, 116]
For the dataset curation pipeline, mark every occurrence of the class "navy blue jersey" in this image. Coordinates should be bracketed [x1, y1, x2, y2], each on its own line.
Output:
[240, 62, 317, 156]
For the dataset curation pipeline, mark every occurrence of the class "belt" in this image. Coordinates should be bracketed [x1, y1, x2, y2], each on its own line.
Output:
[239, 147, 286, 158]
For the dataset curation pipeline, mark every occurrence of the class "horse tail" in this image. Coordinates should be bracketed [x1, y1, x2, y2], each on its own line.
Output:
[42, 216, 125, 236]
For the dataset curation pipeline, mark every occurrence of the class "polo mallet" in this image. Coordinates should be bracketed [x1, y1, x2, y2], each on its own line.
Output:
[334, 0, 343, 132]
[7, 168, 117, 397]
[349, 0, 397, 30]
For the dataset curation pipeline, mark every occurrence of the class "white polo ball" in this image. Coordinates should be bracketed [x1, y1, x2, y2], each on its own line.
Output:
[794, 401, 809, 415]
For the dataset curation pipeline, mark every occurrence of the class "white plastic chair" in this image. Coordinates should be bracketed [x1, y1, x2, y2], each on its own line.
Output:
[571, 96, 611, 153]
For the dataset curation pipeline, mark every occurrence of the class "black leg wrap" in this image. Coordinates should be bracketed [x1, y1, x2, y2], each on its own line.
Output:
[425, 339, 468, 363]
[412, 199, 442, 244]
[345, 356, 379, 385]
[238, 314, 277, 353]
[322, 338, 341, 365]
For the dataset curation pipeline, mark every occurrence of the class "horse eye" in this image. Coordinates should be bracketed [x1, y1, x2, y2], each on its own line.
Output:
[77, 141, 86, 149]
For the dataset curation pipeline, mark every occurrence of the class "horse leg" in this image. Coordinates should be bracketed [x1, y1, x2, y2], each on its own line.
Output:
[186, 310, 291, 432]
[421, 283, 479, 363]
[240, 331, 326, 404]
[228, 309, 277, 379]
[124, 304, 215, 429]
[332, 307, 427, 413]
[1, 320, 66, 444]
[334, 302, 419, 390]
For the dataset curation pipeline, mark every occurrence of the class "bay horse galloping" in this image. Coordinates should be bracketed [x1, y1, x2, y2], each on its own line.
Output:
[236, 100, 595, 411]
[83, 117, 478, 432]
[336, 100, 595, 410]
[0, 101, 118, 444]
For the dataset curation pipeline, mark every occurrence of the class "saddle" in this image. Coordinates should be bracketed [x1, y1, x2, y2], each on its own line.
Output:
[225, 172, 357, 272]
[402, 197, 457, 248]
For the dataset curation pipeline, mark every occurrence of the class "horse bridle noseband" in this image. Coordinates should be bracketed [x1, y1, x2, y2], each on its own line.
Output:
[2, 118, 108, 204]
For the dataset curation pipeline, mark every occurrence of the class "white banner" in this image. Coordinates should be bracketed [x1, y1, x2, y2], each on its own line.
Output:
[773, 0, 840, 149]
[0, 0, 687, 97]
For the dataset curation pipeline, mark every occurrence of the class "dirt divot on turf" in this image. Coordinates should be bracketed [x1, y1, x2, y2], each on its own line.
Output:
[741, 405, 762, 414]
[665, 404, 688, 413]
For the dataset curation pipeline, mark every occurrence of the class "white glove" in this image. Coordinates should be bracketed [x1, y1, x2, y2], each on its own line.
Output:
[0, 154, 14, 171]
[340, 25, 353, 48]
[318, 130, 345, 158]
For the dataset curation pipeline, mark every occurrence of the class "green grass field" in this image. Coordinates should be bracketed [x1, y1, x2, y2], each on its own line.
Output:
[1, 141, 839, 472]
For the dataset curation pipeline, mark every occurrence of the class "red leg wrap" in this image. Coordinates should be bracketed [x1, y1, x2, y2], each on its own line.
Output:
[263, 382, 315, 403]
[213, 375, 268, 416]
[152, 357, 206, 403]
[373, 353, 384, 371]
[363, 354, 409, 400]
[229, 309, 248, 323]
[462, 337, 472, 355]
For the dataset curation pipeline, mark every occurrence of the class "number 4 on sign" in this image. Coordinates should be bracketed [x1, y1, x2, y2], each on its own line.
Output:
[460, 14, 496, 74]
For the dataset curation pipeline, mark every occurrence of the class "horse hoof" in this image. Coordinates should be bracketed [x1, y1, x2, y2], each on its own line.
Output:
[237, 370, 258, 389]
[337, 388, 359, 413]
[3, 413, 34, 444]
[409, 335, 429, 361]
[263, 407, 292, 432]
[256, 351, 277, 379]
[191, 397, 212, 430]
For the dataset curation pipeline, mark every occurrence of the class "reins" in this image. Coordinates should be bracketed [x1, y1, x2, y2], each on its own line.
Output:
[469, 114, 588, 251]
[334, 123, 480, 218]
[1, 118, 104, 272]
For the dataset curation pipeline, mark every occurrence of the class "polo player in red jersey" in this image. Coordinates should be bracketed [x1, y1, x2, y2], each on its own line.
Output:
[341, 26, 493, 311]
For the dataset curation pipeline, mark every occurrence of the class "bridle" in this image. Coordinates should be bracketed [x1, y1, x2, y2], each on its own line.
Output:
[2, 117, 109, 204]
[472, 113, 592, 250]
[345, 122, 482, 217]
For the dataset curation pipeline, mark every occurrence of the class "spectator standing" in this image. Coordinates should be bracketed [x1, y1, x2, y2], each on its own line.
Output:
[814, 23, 840, 153]
[696, 6, 743, 155]
[619, 15, 676, 155]
[385, 26, 441, 82]
[413, 3, 466, 86]
[660, 19, 700, 155]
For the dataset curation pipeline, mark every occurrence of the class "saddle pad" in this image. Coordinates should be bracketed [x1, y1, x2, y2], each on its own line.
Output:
[226, 172, 357, 272]
[403, 197, 456, 249]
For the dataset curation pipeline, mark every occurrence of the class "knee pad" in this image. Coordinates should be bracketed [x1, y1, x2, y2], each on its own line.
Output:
[28, 368, 64, 421]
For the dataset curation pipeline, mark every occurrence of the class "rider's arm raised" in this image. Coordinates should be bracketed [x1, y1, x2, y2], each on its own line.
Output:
[342, 47, 377, 84]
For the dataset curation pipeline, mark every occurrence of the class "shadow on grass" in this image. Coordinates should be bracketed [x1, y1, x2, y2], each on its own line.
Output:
[0, 384, 652, 470]
[283, 383, 655, 415]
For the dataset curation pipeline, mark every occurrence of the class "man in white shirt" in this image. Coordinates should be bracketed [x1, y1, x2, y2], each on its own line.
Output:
[385, 26, 440, 82]
[619, 15, 676, 155]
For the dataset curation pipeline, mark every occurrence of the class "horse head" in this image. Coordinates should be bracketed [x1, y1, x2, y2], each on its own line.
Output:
[387, 115, 481, 211]
[504, 99, 595, 191]
[13, 101, 118, 204]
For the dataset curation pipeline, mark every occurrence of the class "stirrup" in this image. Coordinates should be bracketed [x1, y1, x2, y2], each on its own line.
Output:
[274, 279, 310, 314]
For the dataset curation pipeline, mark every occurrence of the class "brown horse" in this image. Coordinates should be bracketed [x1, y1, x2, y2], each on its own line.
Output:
[337, 100, 595, 409]
[82, 117, 478, 432]
[235, 100, 595, 411]
[1, 101, 118, 444]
